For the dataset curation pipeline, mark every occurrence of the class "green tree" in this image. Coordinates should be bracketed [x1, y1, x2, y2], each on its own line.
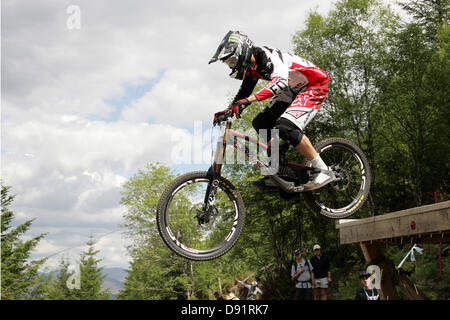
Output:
[1, 184, 47, 299]
[74, 237, 111, 300]
[424, 23, 450, 200]
[45, 257, 77, 300]
[46, 239, 111, 300]
[376, 2, 449, 206]
[118, 163, 194, 300]
[399, 0, 449, 43]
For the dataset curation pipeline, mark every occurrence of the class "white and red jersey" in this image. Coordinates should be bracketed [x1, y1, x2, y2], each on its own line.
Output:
[232, 46, 330, 103]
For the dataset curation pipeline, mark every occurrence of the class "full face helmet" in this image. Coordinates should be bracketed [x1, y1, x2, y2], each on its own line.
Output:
[208, 30, 254, 80]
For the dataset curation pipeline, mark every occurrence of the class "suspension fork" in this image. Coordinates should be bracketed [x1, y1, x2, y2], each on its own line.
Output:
[203, 119, 232, 209]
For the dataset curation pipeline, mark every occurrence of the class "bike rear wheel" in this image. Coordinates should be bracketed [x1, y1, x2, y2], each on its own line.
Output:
[157, 171, 245, 261]
[304, 137, 371, 219]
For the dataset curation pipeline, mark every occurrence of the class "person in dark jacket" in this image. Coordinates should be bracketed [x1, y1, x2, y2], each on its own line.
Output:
[310, 244, 331, 300]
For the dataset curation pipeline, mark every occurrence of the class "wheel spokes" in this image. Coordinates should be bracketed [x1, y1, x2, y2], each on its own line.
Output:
[313, 145, 365, 212]
[166, 179, 237, 252]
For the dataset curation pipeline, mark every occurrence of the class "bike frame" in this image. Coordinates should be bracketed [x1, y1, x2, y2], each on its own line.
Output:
[204, 119, 313, 206]
[213, 119, 313, 173]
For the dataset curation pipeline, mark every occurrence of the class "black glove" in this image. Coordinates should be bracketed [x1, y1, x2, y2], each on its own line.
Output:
[213, 109, 230, 125]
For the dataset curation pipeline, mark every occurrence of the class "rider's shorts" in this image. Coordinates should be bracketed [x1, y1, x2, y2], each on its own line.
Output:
[277, 82, 329, 131]
[252, 82, 328, 143]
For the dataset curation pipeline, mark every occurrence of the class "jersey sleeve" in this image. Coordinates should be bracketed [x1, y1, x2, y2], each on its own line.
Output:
[232, 76, 258, 103]
[254, 76, 288, 101]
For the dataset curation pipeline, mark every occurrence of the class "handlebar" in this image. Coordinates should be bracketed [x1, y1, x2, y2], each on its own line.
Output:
[214, 114, 229, 126]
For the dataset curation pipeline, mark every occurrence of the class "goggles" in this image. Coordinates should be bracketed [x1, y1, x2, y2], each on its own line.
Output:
[223, 55, 238, 68]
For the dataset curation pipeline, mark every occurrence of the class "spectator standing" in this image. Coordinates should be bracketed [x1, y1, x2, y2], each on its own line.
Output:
[355, 271, 380, 300]
[310, 244, 331, 300]
[291, 249, 315, 300]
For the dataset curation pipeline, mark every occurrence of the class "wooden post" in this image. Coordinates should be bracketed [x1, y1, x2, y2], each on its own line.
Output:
[394, 270, 426, 300]
[360, 242, 400, 300]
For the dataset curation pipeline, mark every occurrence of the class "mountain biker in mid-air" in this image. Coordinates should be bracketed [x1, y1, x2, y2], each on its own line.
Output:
[209, 30, 335, 191]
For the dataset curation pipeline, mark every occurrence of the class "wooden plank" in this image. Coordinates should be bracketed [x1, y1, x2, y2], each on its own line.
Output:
[336, 201, 450, 244]
[336, 201, 450, 228]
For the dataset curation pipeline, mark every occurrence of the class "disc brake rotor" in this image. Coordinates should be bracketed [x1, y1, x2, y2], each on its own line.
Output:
[330, 165, 350, 191]
[190, 203, 218, 228]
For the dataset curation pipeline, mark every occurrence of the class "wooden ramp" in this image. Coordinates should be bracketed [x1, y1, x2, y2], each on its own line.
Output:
[336, 201, 450, 245]
[335, 201, 450, 300]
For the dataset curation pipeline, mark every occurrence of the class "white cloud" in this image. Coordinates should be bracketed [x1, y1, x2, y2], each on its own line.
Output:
[120, 68, 228, 125]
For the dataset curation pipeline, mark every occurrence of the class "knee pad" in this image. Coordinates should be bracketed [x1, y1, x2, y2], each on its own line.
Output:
[275, 118, 303, 146]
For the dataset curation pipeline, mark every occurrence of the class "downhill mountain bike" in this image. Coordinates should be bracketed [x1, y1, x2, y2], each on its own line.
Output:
[157, 114, 371, 261]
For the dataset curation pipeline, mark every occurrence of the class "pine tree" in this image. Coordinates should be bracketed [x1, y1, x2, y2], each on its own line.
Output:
[73, 236, 111, 300]
[45, 257, 77, 300]
[1, 184, 47, 299]
[118, 163, 196, 300]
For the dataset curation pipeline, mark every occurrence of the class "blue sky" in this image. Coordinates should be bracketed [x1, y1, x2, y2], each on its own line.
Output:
[101, 69, 167, 122]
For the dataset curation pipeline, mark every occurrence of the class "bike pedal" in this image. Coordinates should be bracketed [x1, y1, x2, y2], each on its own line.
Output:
[251, 178, 279, 193]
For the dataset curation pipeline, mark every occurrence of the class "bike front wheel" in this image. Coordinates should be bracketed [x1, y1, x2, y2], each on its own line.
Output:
[157, 171, 245, 261]
[304, 137, 372, 219]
